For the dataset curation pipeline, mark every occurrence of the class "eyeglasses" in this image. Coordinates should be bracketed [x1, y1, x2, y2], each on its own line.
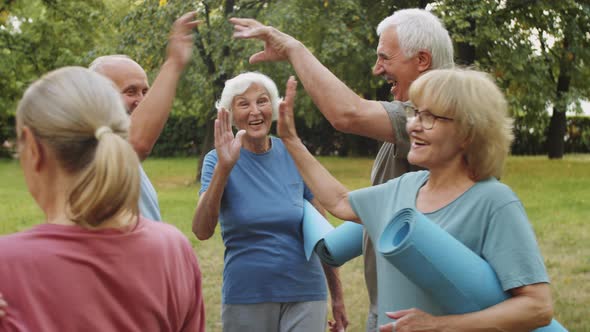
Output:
[404, 105, 453, 130]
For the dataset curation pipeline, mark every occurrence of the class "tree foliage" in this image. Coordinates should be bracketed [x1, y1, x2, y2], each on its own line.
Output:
[1, 0, 589, 161]
[433, 0, 590, 158]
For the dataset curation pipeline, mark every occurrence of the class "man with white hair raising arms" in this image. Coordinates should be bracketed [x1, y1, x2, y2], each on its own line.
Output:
[231, 8, 454, 332]
[90, 12, 200, 221]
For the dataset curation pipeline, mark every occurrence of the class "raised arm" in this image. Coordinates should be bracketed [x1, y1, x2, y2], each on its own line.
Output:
[231, 18, 394, 143]
[277, 76, 358, 222]
[379, 283, 553, 332]
[129, 12, 201, 160]
[192, 110, 245, 240]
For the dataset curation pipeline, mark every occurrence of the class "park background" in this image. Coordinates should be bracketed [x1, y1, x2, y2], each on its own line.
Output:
[0, 0, 589, 331]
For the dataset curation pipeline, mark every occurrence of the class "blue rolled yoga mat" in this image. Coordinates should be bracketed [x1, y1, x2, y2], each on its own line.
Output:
[302, 200, 363, 266]
[377, 208, 566, 331]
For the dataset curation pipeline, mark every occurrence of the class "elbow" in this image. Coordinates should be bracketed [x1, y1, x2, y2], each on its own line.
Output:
[535, 301, 554, 327]
[130, 138, 152, 161]
[192, 226, 213, 241]
[329, 115, 355, 134]
[192, 221, 214, 241]
[192, 216, 215, 241]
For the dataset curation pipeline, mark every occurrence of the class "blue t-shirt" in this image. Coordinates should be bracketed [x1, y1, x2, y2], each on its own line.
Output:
[200, 137, 327, 304]
[139, 166, 161, 221]
[349, 171, 549, 326]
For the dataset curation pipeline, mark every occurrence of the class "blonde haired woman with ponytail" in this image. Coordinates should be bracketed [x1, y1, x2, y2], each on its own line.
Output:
[0, 67, 205, 331]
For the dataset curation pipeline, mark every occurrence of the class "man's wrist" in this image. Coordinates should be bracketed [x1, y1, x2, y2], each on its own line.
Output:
[286, 40, 307, 61]
[162, 57, 186, 74]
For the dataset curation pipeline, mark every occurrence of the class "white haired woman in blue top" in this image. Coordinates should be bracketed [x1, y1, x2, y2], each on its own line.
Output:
[192, 72, 347, 332]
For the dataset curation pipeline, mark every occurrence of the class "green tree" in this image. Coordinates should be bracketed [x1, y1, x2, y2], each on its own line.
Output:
[0, 0, 125, 157]
[114, 0, 272, 180]
[434, 0, 590, 158]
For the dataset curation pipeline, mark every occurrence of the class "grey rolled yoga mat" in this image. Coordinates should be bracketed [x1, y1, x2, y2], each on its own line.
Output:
[377, 208, 566, 331]
[302, 200, 363, 266]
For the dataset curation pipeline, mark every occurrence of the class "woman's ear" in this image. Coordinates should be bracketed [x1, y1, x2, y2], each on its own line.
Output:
[460, 135, 472, 150]
[21, 126, 45, 172]
[416, 50, 432, 73]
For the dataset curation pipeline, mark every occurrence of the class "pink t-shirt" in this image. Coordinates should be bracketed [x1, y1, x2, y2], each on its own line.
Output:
[0, 217, 205, 332]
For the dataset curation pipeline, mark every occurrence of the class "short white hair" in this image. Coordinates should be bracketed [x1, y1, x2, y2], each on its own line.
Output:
[88, 54, 133, 73]
[216, 72, 281, 125]
[377, 8, 454, 70]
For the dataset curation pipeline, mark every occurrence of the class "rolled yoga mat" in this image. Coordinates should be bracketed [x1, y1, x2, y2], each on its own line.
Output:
[302, 200, 363, 266]
[377, 208, 566, 331]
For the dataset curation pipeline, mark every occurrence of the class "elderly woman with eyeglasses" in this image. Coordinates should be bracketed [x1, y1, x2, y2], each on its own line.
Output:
[275, 69, 554, 331]
[192, 72, 347, 332]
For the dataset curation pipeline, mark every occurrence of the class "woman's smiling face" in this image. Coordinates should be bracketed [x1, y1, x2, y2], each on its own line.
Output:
[231, 83, 273, 140]
[406, 102, 466, 171]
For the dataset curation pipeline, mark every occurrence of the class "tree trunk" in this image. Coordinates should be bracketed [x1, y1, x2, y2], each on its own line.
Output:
[196, 114, 215, 182]
[195, 0, 235, 182]
[546, 34, 573, 159]
[456, 17, 476, 66]
[547, 107, 566, 159]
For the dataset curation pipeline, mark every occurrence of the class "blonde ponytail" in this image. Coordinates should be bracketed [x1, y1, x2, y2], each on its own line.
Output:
[16, 66, 140, 227]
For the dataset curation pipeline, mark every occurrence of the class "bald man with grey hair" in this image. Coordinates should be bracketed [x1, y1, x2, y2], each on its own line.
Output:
[90, 12, 200, 221]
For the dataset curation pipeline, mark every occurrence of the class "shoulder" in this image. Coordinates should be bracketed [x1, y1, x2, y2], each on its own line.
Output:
[140, 219, 195, 254]
[393, 170, 429, 185]
[142, 218, 187, 239]
[0, 225, 65, 261]
[378, 100, 405, 115]
[350, 171, 427, 205]
[204, 149, 218, 160]
[270, 136, 286, 151]
[470, 177, 520, 207]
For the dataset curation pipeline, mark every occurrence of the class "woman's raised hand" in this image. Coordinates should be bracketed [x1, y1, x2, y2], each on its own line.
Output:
[214, 108, 245, 169]
[277, 76, 300, 142]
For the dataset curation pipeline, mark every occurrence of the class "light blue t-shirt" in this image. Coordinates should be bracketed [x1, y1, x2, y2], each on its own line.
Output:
[200, 137, 327, 304]
[349, 171, 548, 326]
[139, 166, 161, 221]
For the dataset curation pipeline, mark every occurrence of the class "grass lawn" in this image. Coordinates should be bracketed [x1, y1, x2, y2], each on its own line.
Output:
[1, 155, 589, 331]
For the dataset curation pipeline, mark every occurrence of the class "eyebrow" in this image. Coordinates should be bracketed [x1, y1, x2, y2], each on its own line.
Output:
[377, 51, 392, 59]
[235, 92, 270, 100]
[124, 85, 148, 92]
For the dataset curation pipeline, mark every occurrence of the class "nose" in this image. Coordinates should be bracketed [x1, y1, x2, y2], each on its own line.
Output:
[405, 114, 422, 134]
[250, 103, 262, 114]
[372, 58, 383, 76]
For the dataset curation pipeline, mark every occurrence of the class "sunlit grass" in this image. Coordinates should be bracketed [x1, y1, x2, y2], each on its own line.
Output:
[1, 155, 588, 331]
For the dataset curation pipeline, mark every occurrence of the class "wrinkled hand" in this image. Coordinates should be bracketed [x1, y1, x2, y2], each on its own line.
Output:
[277, 76, 300, 142]
[167, 11, 201, 69]
[0, 292, 6, 318]
[230, 17, 300, 64]
[215, 108, 245, 169]
[379, 309, 440, 332]
[328, 300, 349, 332]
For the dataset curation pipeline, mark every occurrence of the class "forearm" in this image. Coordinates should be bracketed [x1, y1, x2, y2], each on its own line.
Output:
[129, 59, 184, 160]
[282, 137, 358, 222]
[192, 164, 232, 240]
[286, 44, 392, 142]
[434, 285, 553, 332]
[322, 263, 344, 304]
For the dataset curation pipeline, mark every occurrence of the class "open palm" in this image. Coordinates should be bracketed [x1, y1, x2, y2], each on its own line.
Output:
[215, 108, 244, 168]
[277, 76, 299, 141]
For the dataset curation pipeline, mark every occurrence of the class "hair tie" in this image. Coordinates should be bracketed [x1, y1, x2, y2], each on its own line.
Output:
[95, 126, 113, 140]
